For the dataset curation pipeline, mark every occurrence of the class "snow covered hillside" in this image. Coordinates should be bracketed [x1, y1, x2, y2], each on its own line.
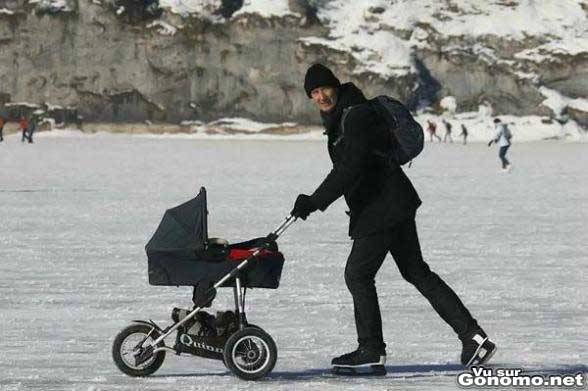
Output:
[1, 0, 588, 132]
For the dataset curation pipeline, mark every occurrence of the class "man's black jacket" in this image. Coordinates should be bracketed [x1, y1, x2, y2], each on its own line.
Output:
[309, 83, 422, 239]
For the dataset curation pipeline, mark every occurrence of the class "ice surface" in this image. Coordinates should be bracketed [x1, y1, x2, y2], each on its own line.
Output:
[0, 134, 586, 390]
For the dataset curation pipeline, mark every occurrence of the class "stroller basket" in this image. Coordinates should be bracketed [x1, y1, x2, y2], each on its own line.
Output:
[146, 188, 284, 288]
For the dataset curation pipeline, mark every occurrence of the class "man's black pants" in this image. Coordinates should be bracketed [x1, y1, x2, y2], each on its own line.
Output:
[345, 217, 479, 352]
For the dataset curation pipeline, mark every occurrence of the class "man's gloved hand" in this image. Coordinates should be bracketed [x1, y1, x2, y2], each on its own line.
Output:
[487, 140, 494, 147]
[291, 194, 317, 220]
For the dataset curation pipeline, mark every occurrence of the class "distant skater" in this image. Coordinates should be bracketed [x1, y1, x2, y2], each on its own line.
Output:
[488, 118, 512, 171]
[27, 116, 37, 143]
[0, 115, 5, 142]
[19, 117, 30, 143]
[460, 124, 468, 145]
[427, 120, 441, 142]
[443, 120, 453, 143]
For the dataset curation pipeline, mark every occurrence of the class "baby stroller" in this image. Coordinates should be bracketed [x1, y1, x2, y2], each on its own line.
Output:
[112, 187, 295, 380]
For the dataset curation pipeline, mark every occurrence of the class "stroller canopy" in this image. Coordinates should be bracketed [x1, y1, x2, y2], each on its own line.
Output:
[146, 187, 284, 289]
[146, 187, 208, 262]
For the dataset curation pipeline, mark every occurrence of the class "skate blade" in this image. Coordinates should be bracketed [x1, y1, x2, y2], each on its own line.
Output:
[331, 365, 386, 377]
[478, 345, 497, 366]
[466, 341, 497, 368]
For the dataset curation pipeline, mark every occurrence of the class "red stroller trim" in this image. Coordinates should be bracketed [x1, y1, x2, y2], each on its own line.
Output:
[228, 248, 276, 262]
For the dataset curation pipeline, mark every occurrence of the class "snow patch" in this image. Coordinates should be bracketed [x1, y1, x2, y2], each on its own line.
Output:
[45, 103, 63, 111]
[158, 0, 294, 19]
[33, 0, 73, 12]
[205, 117, 298, 133]
[440, 96, 457, 114]
[34, 127, 326, 141]
[540, 87, 588, 116]
[307, 0, 413, 78]
[306, 0, 588, 79]
[147, 20, 178, 36]
[158, 0, 220, 18]
[4, 102, 41, 108]
[232, 0, 294, 18]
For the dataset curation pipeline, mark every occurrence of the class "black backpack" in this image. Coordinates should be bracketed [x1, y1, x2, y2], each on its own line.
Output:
[341, 95, 424, 166]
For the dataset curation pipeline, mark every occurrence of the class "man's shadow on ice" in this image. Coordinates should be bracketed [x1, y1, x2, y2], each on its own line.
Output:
[267, 363, 588, 381]
[268, 364, 463, 381]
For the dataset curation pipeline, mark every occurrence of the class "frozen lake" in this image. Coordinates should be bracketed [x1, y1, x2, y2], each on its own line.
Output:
[1, 134, 586, 390]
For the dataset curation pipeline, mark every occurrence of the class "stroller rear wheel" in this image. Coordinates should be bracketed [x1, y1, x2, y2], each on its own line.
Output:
[112, 323, 166, 377]
[223, 327, 277, 380]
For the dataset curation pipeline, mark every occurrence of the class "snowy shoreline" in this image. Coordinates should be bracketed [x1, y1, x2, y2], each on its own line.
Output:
[3, 108, 587, 143]
[3, 114, 586, 143]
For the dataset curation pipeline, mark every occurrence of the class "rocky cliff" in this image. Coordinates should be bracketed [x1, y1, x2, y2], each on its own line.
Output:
[1, 0, 587, 128]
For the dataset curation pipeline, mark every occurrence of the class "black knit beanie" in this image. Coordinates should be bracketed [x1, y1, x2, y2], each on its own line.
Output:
[304, 63, 341, 98]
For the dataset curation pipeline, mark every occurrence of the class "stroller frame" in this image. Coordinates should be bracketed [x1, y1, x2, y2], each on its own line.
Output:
[113, 215, 296, 380]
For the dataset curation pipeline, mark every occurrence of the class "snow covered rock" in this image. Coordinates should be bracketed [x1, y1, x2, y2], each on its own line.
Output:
[0, 0, 586, 130]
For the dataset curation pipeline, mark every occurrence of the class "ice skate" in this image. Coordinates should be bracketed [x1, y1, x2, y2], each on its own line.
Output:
[461, 330, 497, 368]
[331, 347, 387, 376]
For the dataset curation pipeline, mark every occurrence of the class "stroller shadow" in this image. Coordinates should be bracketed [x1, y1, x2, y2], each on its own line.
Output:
[151, 372, 231, 379]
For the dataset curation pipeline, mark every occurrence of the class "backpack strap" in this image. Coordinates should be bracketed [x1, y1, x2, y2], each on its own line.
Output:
[333, 105, 356, 146]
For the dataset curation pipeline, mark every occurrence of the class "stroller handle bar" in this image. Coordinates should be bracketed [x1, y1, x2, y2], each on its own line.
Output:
[267, 215, 297, 241]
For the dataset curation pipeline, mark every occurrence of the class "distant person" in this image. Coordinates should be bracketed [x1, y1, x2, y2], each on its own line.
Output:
[460, 124, 468, 145]
[427, 120, 441, 142]
[443, 120, 454, 143]
[19, 117, 30, 143]
[488, 118, 512, 171]
[27, 116, 37, 143]
[0, 115, 5, 142]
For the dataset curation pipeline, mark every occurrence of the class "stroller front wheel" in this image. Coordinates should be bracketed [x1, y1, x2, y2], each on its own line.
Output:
[112, 323, 166, 377]
[223, 327, 277, 380]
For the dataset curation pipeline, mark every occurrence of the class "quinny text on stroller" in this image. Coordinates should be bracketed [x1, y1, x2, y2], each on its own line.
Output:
[111, 187, 295, 381]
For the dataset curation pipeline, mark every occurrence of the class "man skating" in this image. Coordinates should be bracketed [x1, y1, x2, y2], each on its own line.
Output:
[488, 118, 512, 171]
[19, 116, 30, 143]
[27, 115, 37, 143]
[443, 120, 454, 143]
[427, 120, 441, 142]
[290, 63, 496, 376]
[460, 124, 469, 145]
